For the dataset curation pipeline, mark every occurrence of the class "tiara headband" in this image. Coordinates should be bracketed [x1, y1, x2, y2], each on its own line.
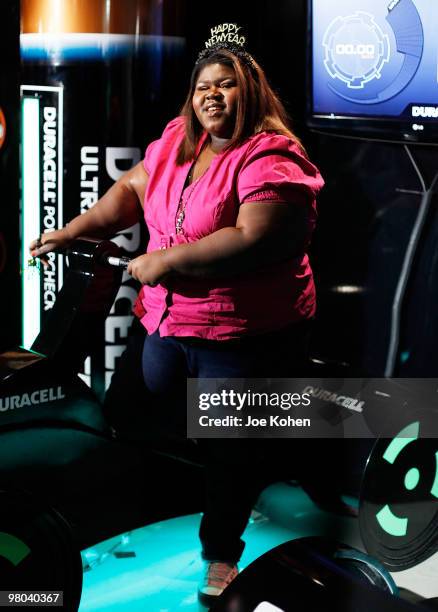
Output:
[205, 23, 246, 48]
[195, 23, 255, 70]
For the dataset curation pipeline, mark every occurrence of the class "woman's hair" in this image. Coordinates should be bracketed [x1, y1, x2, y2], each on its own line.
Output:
[176, 47, 302, 165]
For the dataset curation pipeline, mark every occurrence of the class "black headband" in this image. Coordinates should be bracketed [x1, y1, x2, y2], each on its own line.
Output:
[196, 42, 255, 71]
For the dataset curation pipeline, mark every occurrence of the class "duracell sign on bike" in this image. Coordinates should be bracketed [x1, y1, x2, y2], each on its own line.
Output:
[20, 0, 186, 398]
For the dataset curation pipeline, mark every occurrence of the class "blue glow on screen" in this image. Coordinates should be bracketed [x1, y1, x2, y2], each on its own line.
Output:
[311, 0, 438, 120]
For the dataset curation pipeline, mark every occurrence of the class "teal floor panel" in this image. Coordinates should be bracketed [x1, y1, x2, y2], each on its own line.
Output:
[78, 482, 360, 611]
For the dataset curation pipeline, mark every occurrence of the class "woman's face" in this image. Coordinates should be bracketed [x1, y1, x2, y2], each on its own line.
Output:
[192, 62, 239, 140]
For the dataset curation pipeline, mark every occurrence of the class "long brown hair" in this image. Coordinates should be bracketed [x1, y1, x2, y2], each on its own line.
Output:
[176, 48, 302, 165]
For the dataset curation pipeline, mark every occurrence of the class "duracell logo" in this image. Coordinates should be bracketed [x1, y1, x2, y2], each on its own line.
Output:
[412, 106, 438, 118]
[301, 386, 365, 413]
[0, 387, 66, 412]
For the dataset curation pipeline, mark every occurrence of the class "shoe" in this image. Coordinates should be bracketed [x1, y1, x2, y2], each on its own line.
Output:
[198, 561, 239, 606]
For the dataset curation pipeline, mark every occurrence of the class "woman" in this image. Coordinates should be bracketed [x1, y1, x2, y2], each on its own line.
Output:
[31, 40, 324, 605]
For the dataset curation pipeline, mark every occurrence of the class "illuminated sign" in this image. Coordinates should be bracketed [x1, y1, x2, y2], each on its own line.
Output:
[21, 85, 64, 349]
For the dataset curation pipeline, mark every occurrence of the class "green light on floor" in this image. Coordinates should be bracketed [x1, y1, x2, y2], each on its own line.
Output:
[404, 467, 420, 491]
[79, 484, 327, 611]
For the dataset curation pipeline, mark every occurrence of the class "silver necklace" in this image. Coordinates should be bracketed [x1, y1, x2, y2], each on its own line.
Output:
[175, 165, 197, 234]
[175, 144, 214, 235]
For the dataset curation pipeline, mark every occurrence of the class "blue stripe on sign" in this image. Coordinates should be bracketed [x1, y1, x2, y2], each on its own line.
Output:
[20, 34, 185, 61]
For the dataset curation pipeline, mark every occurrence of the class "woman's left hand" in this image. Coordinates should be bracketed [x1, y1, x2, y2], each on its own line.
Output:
[127, 250, 171, 286]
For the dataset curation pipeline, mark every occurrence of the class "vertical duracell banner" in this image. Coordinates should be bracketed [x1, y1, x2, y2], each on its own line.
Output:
[20, 0, 186, 399]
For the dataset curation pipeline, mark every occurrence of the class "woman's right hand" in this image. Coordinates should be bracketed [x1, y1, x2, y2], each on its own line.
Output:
[29, 228, 74, 264]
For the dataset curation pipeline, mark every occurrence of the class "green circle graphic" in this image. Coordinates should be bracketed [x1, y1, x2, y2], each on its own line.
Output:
[404, 467, 420, 491]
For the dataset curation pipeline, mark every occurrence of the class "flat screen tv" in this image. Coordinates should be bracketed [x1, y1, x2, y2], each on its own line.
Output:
[307, 0, 438, 145]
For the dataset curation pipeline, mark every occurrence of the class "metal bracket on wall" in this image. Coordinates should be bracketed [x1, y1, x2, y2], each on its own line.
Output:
[385, 146, 438, 377]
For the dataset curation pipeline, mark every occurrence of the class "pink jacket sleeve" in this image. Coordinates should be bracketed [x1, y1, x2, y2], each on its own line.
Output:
[237, 133, 324, 206]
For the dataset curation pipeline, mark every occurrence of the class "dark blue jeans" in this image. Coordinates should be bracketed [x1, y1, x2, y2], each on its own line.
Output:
[141, 322, 312, 562]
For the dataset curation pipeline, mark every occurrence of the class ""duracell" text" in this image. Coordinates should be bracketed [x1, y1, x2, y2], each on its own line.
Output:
[43, 106, 59, 311]
[302, 386, 365, 412]
[0, 386, 66, 412]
